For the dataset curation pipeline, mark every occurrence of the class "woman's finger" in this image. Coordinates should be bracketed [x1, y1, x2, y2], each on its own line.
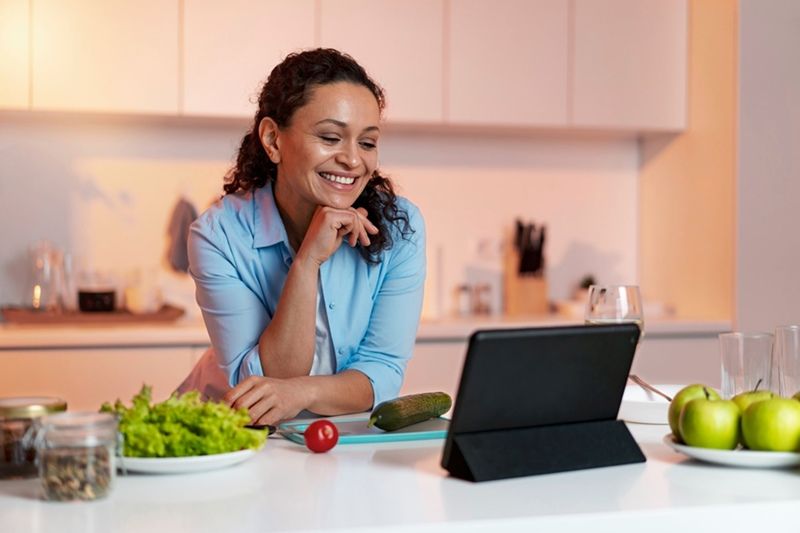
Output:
[355, 208, 380, 235]
[224, 377, 255, 406]
[248, 396, 277, 425]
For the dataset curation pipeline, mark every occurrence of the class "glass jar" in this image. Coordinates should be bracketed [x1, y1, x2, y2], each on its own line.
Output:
[0, 397, 67, 479]
[33, 412, 118, 501]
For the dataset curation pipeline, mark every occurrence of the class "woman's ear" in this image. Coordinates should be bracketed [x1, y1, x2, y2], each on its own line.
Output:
[258, 117, 281, 164]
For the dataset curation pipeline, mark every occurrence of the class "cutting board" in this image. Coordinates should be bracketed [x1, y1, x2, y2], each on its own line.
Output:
[278, 415, 449, 445]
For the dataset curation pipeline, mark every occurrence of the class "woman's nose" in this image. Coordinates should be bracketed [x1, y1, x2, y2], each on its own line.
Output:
[335, 141, 359, 168]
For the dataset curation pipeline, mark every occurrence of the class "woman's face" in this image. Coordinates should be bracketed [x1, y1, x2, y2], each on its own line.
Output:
[268, 81, 381, 218]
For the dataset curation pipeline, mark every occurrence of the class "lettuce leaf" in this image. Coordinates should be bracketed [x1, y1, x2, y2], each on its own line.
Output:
[101, 385, 266, 458]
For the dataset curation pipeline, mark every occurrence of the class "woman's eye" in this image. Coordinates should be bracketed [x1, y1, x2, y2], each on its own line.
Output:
[359, 141, 377, 150]
[320, 135, 339, 143]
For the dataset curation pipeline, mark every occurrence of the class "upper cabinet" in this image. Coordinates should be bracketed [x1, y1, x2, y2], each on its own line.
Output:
[4, 0, 687, 133]
[572, 0, 687, 130]
[318, 0, 444, 124]
[31, 0, 179, 114]
[0, 0, 29, 109]
[183, 0, 315, 118]
[448, 0, 568, 127]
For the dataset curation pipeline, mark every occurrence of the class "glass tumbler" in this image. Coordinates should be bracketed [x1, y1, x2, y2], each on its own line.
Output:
[774, 325, 800, 397]
[719, 332, 774, 399]
[33, 412, 118, 501]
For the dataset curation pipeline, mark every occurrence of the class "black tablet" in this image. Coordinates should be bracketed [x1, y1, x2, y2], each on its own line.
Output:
[441, 323, 644, 481]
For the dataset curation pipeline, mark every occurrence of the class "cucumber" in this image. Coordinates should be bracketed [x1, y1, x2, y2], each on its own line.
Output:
[368, 392, 452, 431]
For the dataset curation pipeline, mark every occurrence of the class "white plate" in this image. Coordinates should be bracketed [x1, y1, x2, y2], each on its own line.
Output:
[118, 449, 257, 475]
[618, 383, 684, 424]
[663, 434, 800, 468]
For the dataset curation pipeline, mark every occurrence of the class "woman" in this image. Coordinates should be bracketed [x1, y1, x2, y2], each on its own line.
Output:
[178, 49, 426, 426]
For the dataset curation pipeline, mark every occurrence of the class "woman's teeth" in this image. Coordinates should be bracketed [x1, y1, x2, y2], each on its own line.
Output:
[320, 172, 355, 185]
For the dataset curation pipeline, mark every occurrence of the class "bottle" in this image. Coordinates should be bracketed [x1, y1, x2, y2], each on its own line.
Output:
[0, 397, 67, 479]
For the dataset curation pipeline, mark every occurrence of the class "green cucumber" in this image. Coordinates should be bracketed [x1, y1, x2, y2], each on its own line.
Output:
[368, 392, 452, 431]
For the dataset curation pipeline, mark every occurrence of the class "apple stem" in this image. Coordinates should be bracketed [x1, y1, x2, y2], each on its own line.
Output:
[754, 378, 763, 392]
[703, 387, 710, 400]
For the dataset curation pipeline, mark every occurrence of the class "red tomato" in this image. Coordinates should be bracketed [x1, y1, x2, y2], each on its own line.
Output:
[304, 420, 339, 453]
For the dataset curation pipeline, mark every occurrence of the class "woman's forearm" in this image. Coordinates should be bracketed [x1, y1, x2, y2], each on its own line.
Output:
[298, 370, 375, 415]
[258, 254, 319, 378]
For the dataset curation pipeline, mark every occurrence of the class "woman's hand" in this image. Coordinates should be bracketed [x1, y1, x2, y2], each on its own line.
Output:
[298, 206, 379, 266]
[224, 376, 312, 426]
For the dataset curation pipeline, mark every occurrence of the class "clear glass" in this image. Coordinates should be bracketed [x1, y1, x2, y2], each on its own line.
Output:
[34, 412, 117, 501]
[719, 332, 775, 399]
[774, 325, 800, 397]
[584, 285, 644, 335]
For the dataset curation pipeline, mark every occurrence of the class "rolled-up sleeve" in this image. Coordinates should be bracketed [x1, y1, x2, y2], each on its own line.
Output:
[342, 205, 426, 407]
[188, 215, 267, 387]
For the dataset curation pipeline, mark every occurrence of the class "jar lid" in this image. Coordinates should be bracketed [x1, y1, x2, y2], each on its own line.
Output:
[0, 397, 67, 419]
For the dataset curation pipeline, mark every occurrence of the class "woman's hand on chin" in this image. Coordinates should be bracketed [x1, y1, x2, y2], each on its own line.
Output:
[224, 375, 312, 426]
[298, 206, 379, 266]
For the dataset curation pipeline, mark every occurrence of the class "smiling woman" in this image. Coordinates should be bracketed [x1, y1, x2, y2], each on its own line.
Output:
[177, 49, 426, 426]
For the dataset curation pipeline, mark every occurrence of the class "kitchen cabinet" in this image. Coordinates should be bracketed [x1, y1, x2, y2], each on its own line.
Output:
[318, 0, 444, 124]
[0, 0, 29, 109]
[31, 0, 179, 114]
[447, 0, 568, 126]
[572, 0, 687, 130]
[182, 0, 315, 117]
[0, 347, 194, 411]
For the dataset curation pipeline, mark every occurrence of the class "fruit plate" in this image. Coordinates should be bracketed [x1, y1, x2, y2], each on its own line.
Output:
[117, 449, 257, 475]
[662, 434, 800, 468]
[618, 384, 684, 424]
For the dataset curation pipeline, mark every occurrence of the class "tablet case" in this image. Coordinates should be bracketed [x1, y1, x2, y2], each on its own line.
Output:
[441, 324, 645, 482]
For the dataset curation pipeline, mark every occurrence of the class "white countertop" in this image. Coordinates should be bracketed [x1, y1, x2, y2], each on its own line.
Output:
[0, 423, 796, 533]
[0, 316, 730, 350]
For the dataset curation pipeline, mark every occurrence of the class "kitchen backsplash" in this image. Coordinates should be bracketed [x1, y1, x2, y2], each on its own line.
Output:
[0, 115, 637, 319]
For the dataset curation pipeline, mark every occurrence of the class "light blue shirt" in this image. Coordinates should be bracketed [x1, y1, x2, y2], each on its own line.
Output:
[187, 183, 426, 408]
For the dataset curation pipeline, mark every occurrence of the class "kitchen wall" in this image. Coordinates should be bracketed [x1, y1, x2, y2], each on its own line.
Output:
[0, 113, 638, 319]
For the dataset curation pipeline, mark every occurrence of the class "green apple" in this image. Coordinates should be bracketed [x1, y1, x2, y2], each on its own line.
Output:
[793, 391, 800, 402]
[668, 384, 720, 441]
[732, 390, 775, 447]
[679, 398, 741, 450]
[742, 398, 800, 452]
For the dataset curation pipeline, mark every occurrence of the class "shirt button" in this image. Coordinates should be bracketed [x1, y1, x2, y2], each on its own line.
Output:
[328, 302, 335, 310]
[337, 348, 344, 355]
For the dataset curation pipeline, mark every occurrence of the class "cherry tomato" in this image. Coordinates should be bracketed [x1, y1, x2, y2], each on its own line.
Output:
[303, 420, 339, 453]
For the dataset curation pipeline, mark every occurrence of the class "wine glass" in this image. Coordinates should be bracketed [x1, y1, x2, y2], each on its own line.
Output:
[584, 285, 644, 336]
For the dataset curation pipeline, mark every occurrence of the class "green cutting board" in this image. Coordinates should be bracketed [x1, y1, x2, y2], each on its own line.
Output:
[278, 415, 449, 445]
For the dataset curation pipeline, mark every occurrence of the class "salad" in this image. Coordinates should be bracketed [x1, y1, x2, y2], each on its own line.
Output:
[101, 385, 266, 457]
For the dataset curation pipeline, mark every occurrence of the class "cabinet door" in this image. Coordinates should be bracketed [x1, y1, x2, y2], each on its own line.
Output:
[31, 0, 179, 114]
[0, 347, 194, 411]
[319, 0, 444, 124]
[0, 0, 29, 109]
[448, 0, 568, 126]
[183, 0, 315, 117]
[402, 341, 468, 401]
[633, 336, 720, 388]
[572, 0, 687, 130]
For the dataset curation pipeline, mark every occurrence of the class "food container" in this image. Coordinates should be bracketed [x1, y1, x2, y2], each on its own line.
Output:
[0, 397, 67, 479]
[33, 412, 117, 501]
[78, 290, 116, 312]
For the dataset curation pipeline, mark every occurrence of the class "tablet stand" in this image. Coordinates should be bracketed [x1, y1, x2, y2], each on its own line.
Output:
[443, 419, 645, 482]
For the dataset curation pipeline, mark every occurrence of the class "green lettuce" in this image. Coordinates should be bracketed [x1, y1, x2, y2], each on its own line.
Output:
[101, 385, 266, 458]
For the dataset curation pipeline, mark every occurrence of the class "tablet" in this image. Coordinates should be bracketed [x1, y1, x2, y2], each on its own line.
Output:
[441, 323, 642, 480]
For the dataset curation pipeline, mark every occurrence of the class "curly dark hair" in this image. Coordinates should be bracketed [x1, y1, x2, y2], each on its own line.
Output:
[223, 48, 412, 263]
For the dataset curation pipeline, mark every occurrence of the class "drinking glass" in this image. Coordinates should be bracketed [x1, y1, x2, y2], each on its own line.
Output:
[719, 332, 774, 399]
[584, 285, 644, 335]
[774, 325, 800, 397]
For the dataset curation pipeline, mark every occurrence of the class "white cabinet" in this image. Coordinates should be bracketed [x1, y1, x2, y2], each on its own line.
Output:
[319, 0, 444, 124]
[0, 0, 29, 109]
[448, 0, 568, 126]
[182, 0, 315, 117]
[633, 335, 720, 388]
[572, 0, 687, 130]
[402, 341, 468, 399]
[0, 347, 195, 411]
[31, 0, 179, 114]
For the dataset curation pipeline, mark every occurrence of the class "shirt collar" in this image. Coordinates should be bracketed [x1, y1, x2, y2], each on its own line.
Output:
[252, 182, 291, 250]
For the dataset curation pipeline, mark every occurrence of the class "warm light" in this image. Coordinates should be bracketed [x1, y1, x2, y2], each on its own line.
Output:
[32, 284, 42, 310]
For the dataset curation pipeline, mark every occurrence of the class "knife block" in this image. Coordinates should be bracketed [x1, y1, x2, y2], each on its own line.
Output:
[504, 247, 548, 316]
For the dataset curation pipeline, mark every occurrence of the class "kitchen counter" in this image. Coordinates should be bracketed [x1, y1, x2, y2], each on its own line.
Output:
[0, 424, 796, 533]
[0, 315, 731, 349]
